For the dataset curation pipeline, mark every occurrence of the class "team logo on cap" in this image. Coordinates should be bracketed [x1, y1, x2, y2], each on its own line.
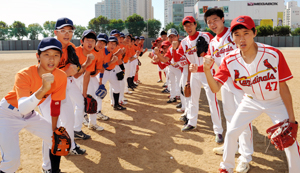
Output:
[168, 30, 172, 35]
[65, 19, 68, 23]
[237, 18, 245, 23]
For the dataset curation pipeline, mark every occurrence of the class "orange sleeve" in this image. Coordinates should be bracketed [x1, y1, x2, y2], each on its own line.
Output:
[14, 71, 33, 101]
[51, 69, 67, 101]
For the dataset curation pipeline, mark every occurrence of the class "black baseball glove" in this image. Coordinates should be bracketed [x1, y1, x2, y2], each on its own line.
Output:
[196, 36, 209, 57]
[116, 71, 125, 80]
[67, 45, 81, 72]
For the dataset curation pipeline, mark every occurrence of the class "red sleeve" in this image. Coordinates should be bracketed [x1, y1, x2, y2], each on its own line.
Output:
[174, 44, 185, 62]
[51, 100, 61, 117]
[277, 50, 293, 82]
[203, 32, 214, 41]
[157, 61, 167, 70]
[165, 48, 173, 61]
[213, 60, 231, 85]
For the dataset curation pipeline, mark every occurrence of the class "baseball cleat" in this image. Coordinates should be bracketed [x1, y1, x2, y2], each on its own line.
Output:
[42, 169, 51, 173]
[125, 91, 133, 94]
[176, 96, 180, 100]
[181, 124, 196, 132]
[176, 103, 182, 108]
[74, 130, 91, 140]
[162, 82, 167, 87]
[179, 115, 188, 125]
[157, 79, 163, 83]
[88, 124, 104, 131]
[236, 159, 250, 173]
[114, 105, 126, 110]
[177, 109, 185, 113]
[167, 97, 177, 103]
[69, 146, 86, 155]
[213, 145, 239, 155]
[119, 101, 128, 105]
[97, 111, 109, 121]
[215, 134, 224, 143]
[83, 114, 89, 126]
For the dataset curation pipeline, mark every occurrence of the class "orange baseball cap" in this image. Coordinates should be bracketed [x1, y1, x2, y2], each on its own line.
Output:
[182, 16, 196, 25]
[230, 16, 255, 32]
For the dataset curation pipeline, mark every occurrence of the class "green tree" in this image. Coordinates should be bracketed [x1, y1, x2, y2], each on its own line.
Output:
[74, 25, 87, 39]
[88, 16, 110, 34]
[107, 19, 125, 33]
[125, 14, 146, 36]
[256, 25, 273, 36]
[43, 21, 56, 37]
[10, 21, 27, 40]
[0, 21, 9, 40]
[291, 27, 300, 36]
[147, 19, 161, 38]
[27, 23, 43, 40]
[273, 26, 291, 36]
[204, 28, 216, 37]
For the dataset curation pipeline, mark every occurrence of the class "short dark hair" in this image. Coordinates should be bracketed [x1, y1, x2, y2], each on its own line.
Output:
[81, 33, 97, 42]
[204, 8, 224, 24]
[160, 31, 167, 36]
[131, 38, 135, 41]
[96, 40, 107, 45]
[183, 21, 197, 25]
[231, 25, 256, 35]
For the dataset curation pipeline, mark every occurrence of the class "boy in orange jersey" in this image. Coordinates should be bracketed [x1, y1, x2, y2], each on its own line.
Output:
[0, 38, 66, 173]
[39, 17, 92, 173]
[101, 36, 127, 110]
[123, 34, 136, 94]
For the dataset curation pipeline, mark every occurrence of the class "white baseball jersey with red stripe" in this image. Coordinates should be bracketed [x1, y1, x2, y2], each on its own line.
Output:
[214, 43, 293, 101]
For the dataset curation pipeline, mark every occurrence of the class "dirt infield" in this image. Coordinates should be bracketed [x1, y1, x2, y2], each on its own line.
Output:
[0, 48, 300, 173]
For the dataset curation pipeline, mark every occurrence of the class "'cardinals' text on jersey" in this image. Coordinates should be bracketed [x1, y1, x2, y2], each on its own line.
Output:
[214, 43, 293, 101]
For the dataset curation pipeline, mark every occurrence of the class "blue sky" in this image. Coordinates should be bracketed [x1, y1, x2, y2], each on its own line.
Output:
[0, 0, 298, 28]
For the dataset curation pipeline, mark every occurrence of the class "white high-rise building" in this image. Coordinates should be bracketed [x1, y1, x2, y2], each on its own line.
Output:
[164, 0, 197, 27]
[284, 1, 300, 31]
[95, 0, 154, 21]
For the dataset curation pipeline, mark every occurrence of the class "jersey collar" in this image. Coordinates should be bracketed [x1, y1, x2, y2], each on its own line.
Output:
[188, 31, 199, 41]
[216, 27, 228, 41]
[105, 47, 110, 55]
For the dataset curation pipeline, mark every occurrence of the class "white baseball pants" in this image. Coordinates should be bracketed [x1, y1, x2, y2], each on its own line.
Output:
[168, 66, 181, 99]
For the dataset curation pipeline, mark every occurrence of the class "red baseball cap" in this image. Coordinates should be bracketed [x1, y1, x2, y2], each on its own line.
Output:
[230, 16, 255, 32]
[161, 41, 171, 48]
[155, 37, 162, 43]
[182, 16, 196, 25]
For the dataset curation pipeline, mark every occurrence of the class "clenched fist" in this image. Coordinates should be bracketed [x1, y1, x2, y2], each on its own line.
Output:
[154, 47, 159, 55]
[152, 55, 159, 63]
[86, 54, 95, 66]
[172, 41, 179, 50]
[66, 64, 78, 76]
[189, 64, 198, 73]
[148, 52, 153, 59]
[111, 55, 118, 64]
[42, 73, 54, 92]
[203, 55, 214, 71]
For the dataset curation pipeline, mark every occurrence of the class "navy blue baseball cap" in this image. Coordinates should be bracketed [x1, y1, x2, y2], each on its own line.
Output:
[108, 36, 118, 43]
[38, 37, 62, 53]
[139, 36, 145, 40]
[120, 32, 125, 38]
[110, 29, 120, 36]
[134, 36, 140, 40]
[97, 33, 108, 43]
[81, 29, 97, 39]
[55, 17, 75, 30]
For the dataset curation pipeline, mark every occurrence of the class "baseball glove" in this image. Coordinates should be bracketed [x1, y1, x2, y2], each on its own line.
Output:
[51, 126, 71, 156]
[84, 94, 97, 114]
[138, 59, 142, 66]
[67, 45, 81, 72]
[196, 36, 209, 57]
[95, 84, 107, 99]
[116, 71, 125, 80]
[266, 119, 298, 151]
[184, 83, 191, 97]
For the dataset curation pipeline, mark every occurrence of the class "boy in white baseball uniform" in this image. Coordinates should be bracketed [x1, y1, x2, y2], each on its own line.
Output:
[203, 15, 300, 173]
[194, 8, 253, 171]
[0, 37, 65, 173]
[174, 16, 222, 141]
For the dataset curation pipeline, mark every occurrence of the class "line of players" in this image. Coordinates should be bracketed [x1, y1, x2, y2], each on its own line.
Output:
[0, 16, 148, 173]
[149, 8, 300, 173]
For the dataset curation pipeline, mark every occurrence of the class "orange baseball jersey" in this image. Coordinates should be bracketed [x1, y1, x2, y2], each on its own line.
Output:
[5, 65, 67, 108]
[57, 42, 76, 72]
[75, 46, 97, 72]
[119, 44, 130, 63]
[103, 47, 118, 70]
[91, 48, 106, 75]
[124, 45, 135, 63]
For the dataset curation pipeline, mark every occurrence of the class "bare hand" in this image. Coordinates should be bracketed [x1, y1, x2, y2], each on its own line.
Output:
[148, 52, 153, 58]
[203, 55, 214, 71]
[189, 64, 198, 73]
[66, 64, 78, 76]
[172, 41, 179, 50]
[136, 50, 141, 56]
[42, 73, 54, 92]
[86, 54, 95, 66]
[82, 92, 87, 98]
[111, 55, 118, 63]
[152, 55, 159, 63]
[154, 47, 159, 55]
